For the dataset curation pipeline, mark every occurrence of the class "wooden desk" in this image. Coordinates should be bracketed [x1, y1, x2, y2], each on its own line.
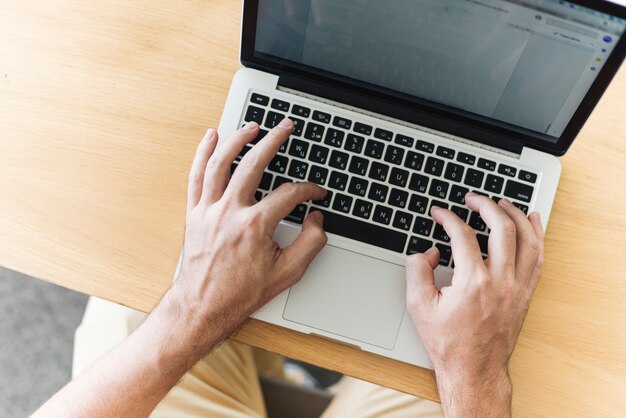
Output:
[1, 1, 625, 416]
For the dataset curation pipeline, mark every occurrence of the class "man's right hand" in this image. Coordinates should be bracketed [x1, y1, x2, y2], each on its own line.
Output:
[406, 193, 544, 418]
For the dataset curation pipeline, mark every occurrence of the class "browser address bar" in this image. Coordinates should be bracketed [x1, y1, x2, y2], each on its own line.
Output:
[546, 18, 599, 38]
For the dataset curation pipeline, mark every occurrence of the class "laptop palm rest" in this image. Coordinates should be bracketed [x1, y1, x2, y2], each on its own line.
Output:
[282, 243, 406, 350]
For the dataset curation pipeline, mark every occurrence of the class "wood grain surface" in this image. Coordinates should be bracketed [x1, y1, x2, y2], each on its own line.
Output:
[1, 1, 625, 415]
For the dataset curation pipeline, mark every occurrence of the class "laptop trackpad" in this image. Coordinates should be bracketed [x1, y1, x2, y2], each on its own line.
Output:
[282, 244, 406, 350]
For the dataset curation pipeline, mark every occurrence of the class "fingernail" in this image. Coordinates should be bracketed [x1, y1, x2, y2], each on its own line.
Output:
[244, 121, 258, 130]
[425, 247, 438, 255]
[499, 198, 512, 207]
[278, 118, 293, 128]
[205, 128, 216, 140]
[465, 192, 477, 199]
[310, 210, 324, 225]
[533, 212, 542, 223]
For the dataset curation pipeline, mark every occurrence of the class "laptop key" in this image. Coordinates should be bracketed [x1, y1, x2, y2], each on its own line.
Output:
[436, 146, 455, 159]
[329, 150, 349, 170]
[329, 171, 349, 191]
[254, 190, 263, 202]
[304, 122, 325, 142]
[325, 128, 345, 148]
[389, 188, 408, 208]
[268, 155, 289, 174]
[519, 170, 537, 184]
[348, 156, 369, 176]
[352, 199, 372, 220]
[393, 211, 413, 231]
[348, 177, 369, 198]
[245, 105, 265, 124]
[444, 162, 465, 182]
[309, 145, 329, 164]
[286, 204, 307, 224]
[288, 117, 304, 136]
[345, 134, 365, 154]
[408, 194, 428, 214]
[449, 185, 469, 204]
[476, 234, 489, 255]
[457, 152, 476, 165]
[265, 111, 284, 129]
[309, 209, 407, 253]
[368, 183, 389, 202]
[308, 165, 328, 185]
[409, 173, 429, 193]
[469, 212, 487, 232]
[259, 172, 273, 190]
[425, 157, 445, 176]
[428, 179, 449, 199]
[478, 158, 496, 171]
[464, 168, 484, 188]
[273, 176, 292, 190]
[278, 140, 289, 154]
[312, 110, 331, 124]
[292, 104, 310, 118]
[313, 190, 333, 208]
[354, 122, 372, 136]
[368, 162, 389, 182]
[333, 116, 352, 130]
[288, 160, 309, 180]
[405, 151, 425, 171]
[251, 93, 269, 106]
[413, 217, 434, 236]
[365, 139, 385, 159]
[504, 180, 534, 203]
[513, 202, 529, 214]
[373, 205, 393, 225]
[433, 224, 450, 243]
[430, 200, 449, 211]
[407, 237, 433, 255]
[451, 206, 469, 221]
[374, 128, 393, 142]
[384, 145, 405, 166]
[289, 139, 309, 159]
[271, 98, 290, 112]
[251, 129, 269, 145]
[395, 134, 414, 148]
[498, 164, 517, 177]
[416, 140, 434, 153]
[436, 244, 452, 266]
[485, 174, 504, 194]
[332, 193, 353, 214]
[389, 167, 409, 187]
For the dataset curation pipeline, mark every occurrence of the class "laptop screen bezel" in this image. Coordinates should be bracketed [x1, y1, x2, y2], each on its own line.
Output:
[241, 0, 626, 156]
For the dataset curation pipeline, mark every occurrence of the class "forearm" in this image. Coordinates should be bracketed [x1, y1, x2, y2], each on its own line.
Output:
[33, 284, 225, 418]
[435, 366, 512, 418]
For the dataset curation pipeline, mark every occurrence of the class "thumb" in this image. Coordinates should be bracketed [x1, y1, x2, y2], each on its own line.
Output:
[275, 211, 327, 287]
[406, 247, 440, 313]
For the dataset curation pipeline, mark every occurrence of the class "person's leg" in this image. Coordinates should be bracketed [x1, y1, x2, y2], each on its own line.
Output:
[73, 297, 269, 418]
[321, 376, 443, 418]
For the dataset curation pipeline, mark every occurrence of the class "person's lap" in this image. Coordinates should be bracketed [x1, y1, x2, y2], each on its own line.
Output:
[74, 297, 442, 418]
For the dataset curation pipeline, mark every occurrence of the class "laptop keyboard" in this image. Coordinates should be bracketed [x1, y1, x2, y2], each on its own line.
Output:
[233, 91, 538, 267]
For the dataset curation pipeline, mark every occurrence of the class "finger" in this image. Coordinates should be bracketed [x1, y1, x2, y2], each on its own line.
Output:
[430, 206, 484, 275]
[464, 193, 517, 276]
[201, 122, 259, 204]
[256, 181, 327, 228]
[273, 211, 327, 288]
[406, 247, 440, 312]
[187, 129, 218, 213]
[528, 211, 545, 287]
[227, 118, 293, 202]
[497, 199, 541, 280]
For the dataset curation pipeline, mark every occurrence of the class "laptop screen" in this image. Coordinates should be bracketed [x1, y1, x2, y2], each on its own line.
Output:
[254, 0, 626, 143]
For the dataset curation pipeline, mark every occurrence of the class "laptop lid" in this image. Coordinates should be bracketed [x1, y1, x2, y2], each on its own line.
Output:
[241, 0, 626, 156]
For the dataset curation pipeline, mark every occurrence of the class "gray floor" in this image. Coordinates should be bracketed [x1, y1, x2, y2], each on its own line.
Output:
[0, 268, 88, 417]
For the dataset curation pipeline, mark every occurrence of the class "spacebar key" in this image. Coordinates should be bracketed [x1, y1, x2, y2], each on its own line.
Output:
[311, 209, 407, 253]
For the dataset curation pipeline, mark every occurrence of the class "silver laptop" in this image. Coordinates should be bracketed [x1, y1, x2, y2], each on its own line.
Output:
[210, 0, 626, 369]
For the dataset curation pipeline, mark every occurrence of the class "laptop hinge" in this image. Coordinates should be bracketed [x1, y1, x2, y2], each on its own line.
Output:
[278, 73, 524, 156]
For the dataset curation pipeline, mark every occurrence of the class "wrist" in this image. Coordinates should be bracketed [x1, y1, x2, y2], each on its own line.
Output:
[434, 363, 512, 418]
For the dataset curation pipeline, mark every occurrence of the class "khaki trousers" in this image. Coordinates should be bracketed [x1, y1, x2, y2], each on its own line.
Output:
[73, 297, 442, 418]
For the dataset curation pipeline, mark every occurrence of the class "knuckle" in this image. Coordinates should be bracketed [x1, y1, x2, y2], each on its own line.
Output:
[406, 293, 422, 314]
[406, 254, 425, 269]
